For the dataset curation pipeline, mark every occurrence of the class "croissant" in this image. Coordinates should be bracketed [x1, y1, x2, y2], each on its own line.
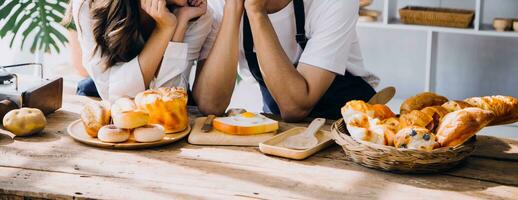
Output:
[464, 96, 518, 125]
[400, 92, 448, 114]
[436, 108, 495, 147]
[399, 106, 450, 133]
[399, 110, 433, 130]
[442, 100, 474, 113]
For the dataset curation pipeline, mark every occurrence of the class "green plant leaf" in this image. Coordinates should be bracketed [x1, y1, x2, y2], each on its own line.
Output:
[0, 0, 71, 54]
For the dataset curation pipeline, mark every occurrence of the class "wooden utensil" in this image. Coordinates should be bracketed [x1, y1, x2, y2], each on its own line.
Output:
[368, 86, 396, 105]
[201, 115, 216, 133]
[259, 127, 334, 160]
[282, 118, 326, 150]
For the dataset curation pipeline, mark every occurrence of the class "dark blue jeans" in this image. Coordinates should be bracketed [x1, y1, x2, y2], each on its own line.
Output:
[76, 78, 100, 97]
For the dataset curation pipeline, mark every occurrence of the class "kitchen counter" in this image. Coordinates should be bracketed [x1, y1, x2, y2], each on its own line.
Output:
[0, 95, 517, 199]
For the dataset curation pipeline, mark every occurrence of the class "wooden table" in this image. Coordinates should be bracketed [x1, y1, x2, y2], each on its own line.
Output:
[0, 95, 517, 200]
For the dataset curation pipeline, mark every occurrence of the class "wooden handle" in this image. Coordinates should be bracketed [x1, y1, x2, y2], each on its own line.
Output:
[304, 118, 326, 137]
[201, 115, 216, 133]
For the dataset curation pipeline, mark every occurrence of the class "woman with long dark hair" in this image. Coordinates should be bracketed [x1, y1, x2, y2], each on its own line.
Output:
[69, 0, 211, 101]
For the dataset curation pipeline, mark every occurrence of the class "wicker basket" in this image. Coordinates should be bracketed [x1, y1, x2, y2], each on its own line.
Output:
[399, 6, 475, 28]
[331, 119, 476, 173]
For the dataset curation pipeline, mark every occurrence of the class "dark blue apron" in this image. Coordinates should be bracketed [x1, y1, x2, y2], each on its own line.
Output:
[243, 0, 375, 119]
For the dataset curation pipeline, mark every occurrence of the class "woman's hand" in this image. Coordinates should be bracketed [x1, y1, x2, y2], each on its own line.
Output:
[175, 0, 207, 25]
[141, 0, 177, 31]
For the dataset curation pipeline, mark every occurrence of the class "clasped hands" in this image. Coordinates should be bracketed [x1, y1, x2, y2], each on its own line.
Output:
[140, 0, 207, 33]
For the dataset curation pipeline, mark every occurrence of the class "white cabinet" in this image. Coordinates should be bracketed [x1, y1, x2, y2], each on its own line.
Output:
[358, 0, 518, 97]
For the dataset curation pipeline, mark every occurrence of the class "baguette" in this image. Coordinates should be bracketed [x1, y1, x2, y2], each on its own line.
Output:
[464, 95, 518, 125]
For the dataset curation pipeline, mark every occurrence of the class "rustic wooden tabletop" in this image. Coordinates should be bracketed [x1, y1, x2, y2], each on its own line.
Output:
[0, 95, 517, 200]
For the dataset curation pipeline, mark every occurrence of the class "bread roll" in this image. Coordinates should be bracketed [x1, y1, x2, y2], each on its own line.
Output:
[80, 101, 111, 138]
[400, 92, 448, 114]
[442, 100, 474, 113]
[110, 97, 149, 129]
[394, 126, 437, 152]
[135, 87, 189, 133]
[111, 98, 137, 114]
[341, 100, 395, 121]
[436, 108, 495, 147]
[464, 96, 518, 125]
[97, 125, 130, 143]
[133, 124, 165, 143]
[345, 113, 387, 145]
[112, 110, 149, 129]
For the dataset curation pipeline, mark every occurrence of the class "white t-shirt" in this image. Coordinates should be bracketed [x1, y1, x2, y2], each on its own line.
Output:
[201, 0, 379, 87]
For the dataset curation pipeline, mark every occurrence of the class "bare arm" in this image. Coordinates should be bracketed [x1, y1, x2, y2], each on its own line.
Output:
[245, 2, 335, 122]
[192, 0, 244, 115]
[138, 0, 178, 88]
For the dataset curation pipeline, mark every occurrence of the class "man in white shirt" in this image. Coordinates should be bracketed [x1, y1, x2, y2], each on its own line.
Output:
[193, 0, 379, 121]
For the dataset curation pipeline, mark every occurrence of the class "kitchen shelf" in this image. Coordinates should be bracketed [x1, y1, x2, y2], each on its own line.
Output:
[358, 20, 518, 38]
[358, 0, 518, 93]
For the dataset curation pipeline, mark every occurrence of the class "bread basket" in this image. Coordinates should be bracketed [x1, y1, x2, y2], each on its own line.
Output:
[331, 119, 476, 173]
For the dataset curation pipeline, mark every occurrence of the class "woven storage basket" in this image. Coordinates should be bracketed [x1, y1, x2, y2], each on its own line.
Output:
[331, 119, 476, 173]
[399, 6, 475, 28]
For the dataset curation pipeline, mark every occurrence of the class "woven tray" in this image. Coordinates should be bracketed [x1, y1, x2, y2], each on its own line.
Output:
[399, 6, 475, 28]
[331, 119, 476, 173]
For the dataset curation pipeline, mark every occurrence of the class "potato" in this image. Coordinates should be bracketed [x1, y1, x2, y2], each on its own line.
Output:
[2, 108, 46, 136]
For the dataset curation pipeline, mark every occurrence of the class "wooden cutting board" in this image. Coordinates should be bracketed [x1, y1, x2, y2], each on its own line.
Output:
[188, 117, 277, 147]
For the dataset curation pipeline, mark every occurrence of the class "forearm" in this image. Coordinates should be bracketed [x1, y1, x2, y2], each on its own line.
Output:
[193, 3, 243, 115]
[247, 12, 313, 117]
[138, 27, 175, 88]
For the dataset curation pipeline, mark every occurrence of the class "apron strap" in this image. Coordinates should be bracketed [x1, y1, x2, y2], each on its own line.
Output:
[243, 0, 307, 86]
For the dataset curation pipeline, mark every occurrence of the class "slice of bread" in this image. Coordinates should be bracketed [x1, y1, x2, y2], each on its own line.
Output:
[213, 112, 279, 135]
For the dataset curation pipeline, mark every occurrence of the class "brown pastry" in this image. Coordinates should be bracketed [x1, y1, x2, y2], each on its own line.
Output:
[421, 106, 449, 119]
[80, 101, 111, 138]
[382, 117, 400, 133]
[436, 108, 495, 147]
[399, 110, 433, 130]
[135, 87, 189, 133]
[394, 126, 437, 152]
[341, 100, 395, 121]
[400, 92, 448, 114]
[442, 100, 474, 112]
[464, 96, 518, 125]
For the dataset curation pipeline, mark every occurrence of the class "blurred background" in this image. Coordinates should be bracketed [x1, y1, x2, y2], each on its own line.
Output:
[1, 0, 517, 137]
